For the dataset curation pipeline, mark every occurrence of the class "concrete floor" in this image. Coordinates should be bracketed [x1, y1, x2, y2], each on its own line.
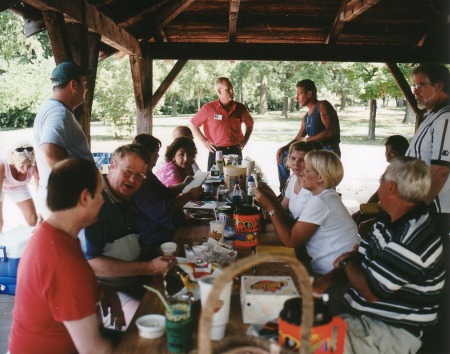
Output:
[0, 294, 14, 353]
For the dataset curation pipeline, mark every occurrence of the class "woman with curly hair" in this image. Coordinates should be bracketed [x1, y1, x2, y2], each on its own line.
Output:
[0, 144, 39, 233]
[156, 137, 197, 187]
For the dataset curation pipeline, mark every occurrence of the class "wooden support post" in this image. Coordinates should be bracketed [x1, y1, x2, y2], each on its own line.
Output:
[130, 55, 153, 134]
[42, 10, 72, 63]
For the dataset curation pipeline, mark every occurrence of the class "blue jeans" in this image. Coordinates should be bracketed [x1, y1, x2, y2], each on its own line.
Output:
[277, 149, 290, 192]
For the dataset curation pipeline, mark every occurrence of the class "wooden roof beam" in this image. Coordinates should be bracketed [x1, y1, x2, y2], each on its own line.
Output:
[229, 0, 240, 42]
[343, 0, 382, 22]
[326, 0, 348, 45]
[22, 0, 141, 55]
[144, 42, 450, 63]
[151, 59, 187, 107]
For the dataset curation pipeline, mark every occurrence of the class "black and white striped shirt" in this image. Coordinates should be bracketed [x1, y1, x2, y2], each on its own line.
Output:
[344, 204, 445, 330]
[406, 101, 450, 213]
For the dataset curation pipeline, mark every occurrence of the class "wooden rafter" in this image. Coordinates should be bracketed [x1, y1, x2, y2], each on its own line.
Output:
[153, 0, 196, 30]
[22, 0, 141, 55]
[325, 0, 349, 45]
[343, 0, 382, 22]
[385, 62, 424, 129]
[229, 0, 240, 42]
[151, 59, 187, 107]
[42, 10, 72, 63]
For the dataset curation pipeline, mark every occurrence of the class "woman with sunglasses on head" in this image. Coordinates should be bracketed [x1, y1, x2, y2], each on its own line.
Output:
[0, 144, 39, 233]
[156, 137, 197, 187]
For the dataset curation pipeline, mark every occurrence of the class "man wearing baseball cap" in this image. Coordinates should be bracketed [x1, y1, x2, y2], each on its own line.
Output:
[33, 61, 94, 220]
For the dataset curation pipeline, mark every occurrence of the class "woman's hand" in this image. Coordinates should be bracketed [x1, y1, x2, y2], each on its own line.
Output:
[254, 183, 278, 209]
[183, 175, 193, 185]
[276, 147, 285, 164]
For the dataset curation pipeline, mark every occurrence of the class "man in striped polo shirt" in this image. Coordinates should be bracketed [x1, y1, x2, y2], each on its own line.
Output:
[314, 157, 445, 354]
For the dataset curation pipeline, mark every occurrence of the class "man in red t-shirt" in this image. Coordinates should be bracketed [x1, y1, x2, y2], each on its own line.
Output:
[9, 158, 120, 354]
[190, 77, 254, 170]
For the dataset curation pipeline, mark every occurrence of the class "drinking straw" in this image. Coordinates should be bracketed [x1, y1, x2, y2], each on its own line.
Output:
[143, 285, 172, 314]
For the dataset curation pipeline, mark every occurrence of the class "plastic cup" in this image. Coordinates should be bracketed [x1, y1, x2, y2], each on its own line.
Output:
[209, 220, 225, 245]
[198, 275, 232, 340]
[165, 296, 192, 353]
[161, 242, 177, 256]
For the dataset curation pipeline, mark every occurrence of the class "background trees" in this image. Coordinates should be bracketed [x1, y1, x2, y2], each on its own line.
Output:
[0, 11, 416, 139]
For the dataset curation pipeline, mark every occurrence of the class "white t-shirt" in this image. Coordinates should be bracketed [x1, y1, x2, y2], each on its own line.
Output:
[299, 188, 360, 275]
[284, 174, 312, 220]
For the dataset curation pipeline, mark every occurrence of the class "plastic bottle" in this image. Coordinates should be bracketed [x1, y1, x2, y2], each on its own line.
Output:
[232, 182, 243, 206]
[217, 183, 228, 202]
[215, 150, 224, 175]
[210, 163, 220, 177]
[246, 175, 255, 205]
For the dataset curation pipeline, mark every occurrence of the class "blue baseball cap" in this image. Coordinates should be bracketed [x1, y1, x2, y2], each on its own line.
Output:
[50, 61, 91, 87]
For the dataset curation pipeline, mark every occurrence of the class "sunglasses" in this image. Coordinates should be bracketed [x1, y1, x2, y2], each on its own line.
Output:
[15, 147, 33, 152]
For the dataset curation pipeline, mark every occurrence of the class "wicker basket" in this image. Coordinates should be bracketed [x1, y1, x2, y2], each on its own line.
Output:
[196, 253, 313, 354]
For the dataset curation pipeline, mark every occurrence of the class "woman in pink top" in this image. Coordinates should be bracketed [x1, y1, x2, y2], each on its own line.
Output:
[157, 137, 197, 187]
[0, 144, 39, 233]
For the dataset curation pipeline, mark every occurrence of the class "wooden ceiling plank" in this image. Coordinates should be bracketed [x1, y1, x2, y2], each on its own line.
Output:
[229, 0, 240, 42]
[325, 0, 348, 45]
[22, 0, 140, 55]
[343, 0, 382, 22]
[151, 59, 187, 107]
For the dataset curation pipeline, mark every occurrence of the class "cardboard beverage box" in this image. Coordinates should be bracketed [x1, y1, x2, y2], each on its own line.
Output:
[240, 275, 299, 324]
[0, 226, 34, 295]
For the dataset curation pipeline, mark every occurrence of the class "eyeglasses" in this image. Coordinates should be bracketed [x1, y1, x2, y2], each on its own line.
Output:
[411, 82, 432, 90]
[119, 167, 146, 182]
[15, 147, 33, 152]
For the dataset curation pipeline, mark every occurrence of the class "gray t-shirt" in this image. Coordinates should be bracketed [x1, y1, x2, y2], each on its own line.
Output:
[33, 99, 93, 189]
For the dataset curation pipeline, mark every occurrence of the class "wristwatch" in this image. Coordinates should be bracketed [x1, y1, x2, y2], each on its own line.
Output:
[268, 209, 277, 216]
[338, 257, 351, 270]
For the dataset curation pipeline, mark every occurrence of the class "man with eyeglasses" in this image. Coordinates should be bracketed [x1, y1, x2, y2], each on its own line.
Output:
[79, 144, 174, 329]
[33, 61, 93, 221]
[407, 63, 450, 353]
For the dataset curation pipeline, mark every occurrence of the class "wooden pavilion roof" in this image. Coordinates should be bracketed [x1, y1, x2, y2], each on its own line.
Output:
[8, 0, 450, 63]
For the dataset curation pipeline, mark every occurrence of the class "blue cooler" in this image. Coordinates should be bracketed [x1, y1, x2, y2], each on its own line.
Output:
[0, 226, 34, 295]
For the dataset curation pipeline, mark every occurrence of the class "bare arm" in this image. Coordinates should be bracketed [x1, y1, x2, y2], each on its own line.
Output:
[333, 252, 378, 302]
[240, 124, 253, 149]
[0, 162, 5, 233]
[64, 314, 113, 354]
[304, 101, 337, 143]
[88, 255, 173, 277]
[40, 142, 68, 168]
[173, 186, 202, 211]
[32, 164, 39, 191]
[254, 185, 318, 247]
[426, 165, 450, 206]
[189, 122, 215, 153]
[276, 116, 306, 163]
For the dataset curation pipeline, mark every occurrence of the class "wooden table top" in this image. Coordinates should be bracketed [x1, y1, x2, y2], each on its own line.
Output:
[114, 222, 295, 353]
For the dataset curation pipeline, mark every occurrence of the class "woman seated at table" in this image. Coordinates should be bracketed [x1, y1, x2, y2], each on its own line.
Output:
[255, 150, 359, 275]
[132, 134, 202, 260]
[0, 144, 39, 233]
[156, 137, 197, 187]
[280, 141, 316, 219]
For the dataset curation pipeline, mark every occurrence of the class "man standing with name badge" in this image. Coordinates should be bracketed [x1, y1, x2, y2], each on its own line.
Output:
[190, 77, 254, 171]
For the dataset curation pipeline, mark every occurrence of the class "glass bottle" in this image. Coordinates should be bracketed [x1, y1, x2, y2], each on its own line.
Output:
[210, 163, 220, 177]
[217, 183, 228, 202]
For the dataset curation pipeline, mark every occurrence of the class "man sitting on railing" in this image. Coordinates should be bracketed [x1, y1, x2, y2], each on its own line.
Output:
[313, 157, 445, 354]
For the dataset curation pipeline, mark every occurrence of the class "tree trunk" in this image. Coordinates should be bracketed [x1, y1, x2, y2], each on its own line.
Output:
[403, 104, 415, 124]
[281, 96, 289, 118]
[340, 94, 346, 111]
[259, 75, 268, 115]
[197, 88, 203, 111]
[368, 99, 376, 140]
[171, 94, 178, 117]
[289, 97, 295, 113]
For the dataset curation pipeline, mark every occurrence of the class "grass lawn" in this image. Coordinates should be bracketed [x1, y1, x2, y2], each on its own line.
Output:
[0, 106, 414, 231]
